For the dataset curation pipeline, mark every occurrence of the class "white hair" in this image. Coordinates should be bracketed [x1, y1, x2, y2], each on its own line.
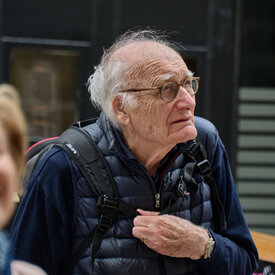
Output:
[87, 29, 185, 128]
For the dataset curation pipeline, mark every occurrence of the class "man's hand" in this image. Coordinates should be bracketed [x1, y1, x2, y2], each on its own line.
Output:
[132, 209, 209, 260]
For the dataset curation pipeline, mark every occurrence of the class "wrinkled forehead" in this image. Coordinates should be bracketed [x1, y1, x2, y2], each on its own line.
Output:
[109, 41, 188, 82]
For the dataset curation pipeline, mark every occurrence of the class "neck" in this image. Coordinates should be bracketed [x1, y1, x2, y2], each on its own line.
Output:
[119, 129, 173, 177]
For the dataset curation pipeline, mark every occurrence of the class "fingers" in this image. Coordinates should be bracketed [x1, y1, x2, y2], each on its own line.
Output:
[137, 208, 159, 216]
[132, 214, 177, 254]
[133, 209, 159, 235]
[132, 213, 209, 259]
[132, 215, 152, 239]
[132, 210, 159, 244]
[132, 213, 173, 251]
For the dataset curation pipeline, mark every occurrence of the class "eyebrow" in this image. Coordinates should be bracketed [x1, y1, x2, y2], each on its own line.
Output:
[186, 70, 194, 78]
[156, 70, 194, 84]
[157, 73, 175, 82]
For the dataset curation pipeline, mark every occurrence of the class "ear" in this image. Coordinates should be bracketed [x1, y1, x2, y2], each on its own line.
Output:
[112, 95, 130, 126]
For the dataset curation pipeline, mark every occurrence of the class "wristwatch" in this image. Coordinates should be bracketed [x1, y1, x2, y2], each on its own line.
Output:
[203, 228, 215, 259]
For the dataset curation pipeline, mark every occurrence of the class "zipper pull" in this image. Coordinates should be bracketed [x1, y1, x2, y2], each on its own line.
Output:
[155, 193, 160, 208]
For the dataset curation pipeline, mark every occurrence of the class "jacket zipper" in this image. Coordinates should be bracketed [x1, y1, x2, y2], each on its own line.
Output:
[154, 151, 180, 210]
[155, 193, 160, 209]
[131, 160, 161, 210]
[128, 152, 179, 211]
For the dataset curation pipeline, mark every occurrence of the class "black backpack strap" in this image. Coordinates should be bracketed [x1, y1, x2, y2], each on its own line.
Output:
[57, 126, 118, 198]
[55, 126, 139, 274]
[184, 139, 227, 233]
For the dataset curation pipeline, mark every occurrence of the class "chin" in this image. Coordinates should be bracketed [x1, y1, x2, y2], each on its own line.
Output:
[175, 125, 197, 144]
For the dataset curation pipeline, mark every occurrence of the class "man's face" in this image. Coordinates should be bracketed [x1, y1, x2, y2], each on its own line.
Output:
[116, 42, 197, 149]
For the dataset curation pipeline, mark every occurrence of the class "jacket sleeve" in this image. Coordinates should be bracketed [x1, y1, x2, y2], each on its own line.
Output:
[196, 123, 259, 274]
[10, 147, 78, 275]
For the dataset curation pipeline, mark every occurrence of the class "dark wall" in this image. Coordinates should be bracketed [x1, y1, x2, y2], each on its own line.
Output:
[240, 0, 275, 87]
[0, 0, 236, 161]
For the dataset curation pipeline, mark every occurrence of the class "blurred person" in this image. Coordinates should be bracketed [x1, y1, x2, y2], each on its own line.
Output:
[0, 95, 46, 274]
[0, 83, 22, 205]
[10, 30, 258, 274]
[0, 84, 21, 106]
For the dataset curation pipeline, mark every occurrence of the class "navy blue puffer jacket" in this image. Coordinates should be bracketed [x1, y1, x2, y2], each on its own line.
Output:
[72, 113, 214, 275]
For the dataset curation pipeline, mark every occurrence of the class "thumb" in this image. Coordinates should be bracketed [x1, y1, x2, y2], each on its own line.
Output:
[137, 209, 159, 216]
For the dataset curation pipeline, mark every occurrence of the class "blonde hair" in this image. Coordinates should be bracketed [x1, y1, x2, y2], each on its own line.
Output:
[0, 83, 21, 106]
[0, 95, 27, 187]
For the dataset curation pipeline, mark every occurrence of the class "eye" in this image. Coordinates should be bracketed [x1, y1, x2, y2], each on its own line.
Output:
[160, 82, 178, 102]
[162, 82, 173, 92]
[184, 79, 192, 86]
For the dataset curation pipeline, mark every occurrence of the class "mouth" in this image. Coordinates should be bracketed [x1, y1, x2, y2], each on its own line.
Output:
[171, 116, 193, 124]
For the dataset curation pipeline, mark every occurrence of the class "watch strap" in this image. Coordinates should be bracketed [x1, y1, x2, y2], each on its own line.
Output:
[203, 228, 215, 259]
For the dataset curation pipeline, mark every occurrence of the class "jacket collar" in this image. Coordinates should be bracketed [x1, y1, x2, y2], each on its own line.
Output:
[97, 112, 133, 158]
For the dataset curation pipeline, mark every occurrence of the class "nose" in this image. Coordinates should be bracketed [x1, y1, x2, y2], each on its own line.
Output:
[174, 86, 196, 109]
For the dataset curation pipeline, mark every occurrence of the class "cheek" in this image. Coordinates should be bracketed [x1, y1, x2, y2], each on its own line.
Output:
[0, 154, 17, 181]
[129, 95, 168, 136]
[141, 99, 168, 135]
[138, 93, 164, 117]
[0, 155, 17, 226]
[143, 97, 157, 114]
[130, 95, 157, 124]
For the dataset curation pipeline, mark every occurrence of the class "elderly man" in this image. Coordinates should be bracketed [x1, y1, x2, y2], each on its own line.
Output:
[10, 30, 258, 274]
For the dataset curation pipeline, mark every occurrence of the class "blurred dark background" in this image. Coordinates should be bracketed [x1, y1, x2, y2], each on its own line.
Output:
[0, 0, 274, 234]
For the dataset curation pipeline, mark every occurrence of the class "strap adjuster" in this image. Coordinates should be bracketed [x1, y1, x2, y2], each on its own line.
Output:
[98, 214, 113, 231]
[102, 195, 118, 209]
[97, 195, 118, 210]
[97, 195, 118, 231]
[197, 159, 211, 176]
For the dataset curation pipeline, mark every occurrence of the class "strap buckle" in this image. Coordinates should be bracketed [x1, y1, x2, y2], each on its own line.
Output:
[97, 195, 118, 231]
[197, 159, 211, 176]
[187, 142, 201, 159]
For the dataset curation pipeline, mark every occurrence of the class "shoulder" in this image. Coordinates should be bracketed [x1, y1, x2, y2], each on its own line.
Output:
[20, 146, 79, 233]
[83, 122, 103, 144]
[32, 146, 80, 181]
[27, 147, 80, 213]
[194, 116, 222, 164]
[195, 116, 218, 143]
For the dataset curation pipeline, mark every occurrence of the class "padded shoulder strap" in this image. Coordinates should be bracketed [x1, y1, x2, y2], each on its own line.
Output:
[55, 126, 118, 199]
[57, 125, 138, 218]
[56, 126, 139, 274]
